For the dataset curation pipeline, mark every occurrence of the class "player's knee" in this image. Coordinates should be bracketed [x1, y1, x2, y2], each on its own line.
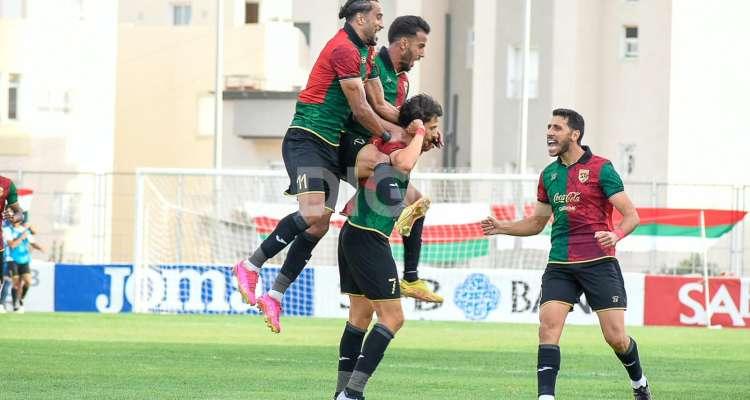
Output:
[538, 322, 562, 344]
[604, 332, 629, 352]
[305, 217, 331, 238]
[350, 314, 372, 330]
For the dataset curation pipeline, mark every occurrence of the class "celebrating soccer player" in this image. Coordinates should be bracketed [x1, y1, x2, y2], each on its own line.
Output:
[480, 109, 652, 400]
[233, 0, 395, 333]
[334, 94, 441, 400]
[338, 15, 443, 303]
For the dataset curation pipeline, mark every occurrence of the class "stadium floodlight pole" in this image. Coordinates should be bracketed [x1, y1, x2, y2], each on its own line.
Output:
[518, 0, 532, 175]
[213, 0, 224, 169]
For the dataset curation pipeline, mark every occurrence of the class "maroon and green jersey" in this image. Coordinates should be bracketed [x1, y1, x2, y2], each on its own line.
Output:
[290, 23, 376, 147]
[347, 46, 410, 138]
[0, 176, 18, 252]
[537, 146, 624, 264]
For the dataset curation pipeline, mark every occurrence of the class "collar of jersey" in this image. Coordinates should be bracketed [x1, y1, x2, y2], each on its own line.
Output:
[344, 23, 366, 48]
[556, 145, 593, 167]
[378, 46, 397, 73]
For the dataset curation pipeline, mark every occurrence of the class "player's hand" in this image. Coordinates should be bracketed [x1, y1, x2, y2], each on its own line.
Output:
[433, 130, 444, 149]
[594, 231, 619, 248]
[1, 208, 13, 221]
[405, 119, 425, 136]
[480, 216, 502, 236]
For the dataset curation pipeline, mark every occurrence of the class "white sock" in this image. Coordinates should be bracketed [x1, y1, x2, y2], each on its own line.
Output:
[539, 395, 555, 400]
[242, 259, 261, 273]
[268, 289, 284, 302]
[631, 375, 648, 389]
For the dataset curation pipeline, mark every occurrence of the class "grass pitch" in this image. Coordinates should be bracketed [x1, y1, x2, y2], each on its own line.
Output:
[1, 313, 748, 399]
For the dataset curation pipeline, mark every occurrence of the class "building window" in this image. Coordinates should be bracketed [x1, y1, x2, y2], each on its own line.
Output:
[622, 26, 639, 59]
[506, 46, 539, 99]
[294, 22, 311, 46]
[245, 2, 259, 24]
[8, 74, 20, 120]
[172, 3, 192, 26]
[53, 192, 80, 229]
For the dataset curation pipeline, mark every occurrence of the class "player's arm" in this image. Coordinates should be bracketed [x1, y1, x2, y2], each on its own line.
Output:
[595, 192, 640, 248]
[481, 202, 552, 237]
[389, 120, 425, 173]
[340, 78, 390, 139]
[364, 78, 399, 124]
[1, 182, 24, 223]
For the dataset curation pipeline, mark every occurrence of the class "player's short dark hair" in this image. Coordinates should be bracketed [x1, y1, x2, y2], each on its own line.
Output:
[399, 94, 443, 127]
[388, 15, 431, 44]
[338, 0, 378, 21]
[553, 108, 585, 144]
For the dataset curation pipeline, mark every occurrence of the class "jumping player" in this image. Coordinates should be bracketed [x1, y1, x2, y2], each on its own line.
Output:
[480, 109, 652, 400]
[233, 0, 392, 333]
[0, 174, 23, 307]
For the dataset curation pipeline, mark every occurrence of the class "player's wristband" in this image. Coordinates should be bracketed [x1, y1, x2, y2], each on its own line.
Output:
[381, 131, 391, 142]
[612, 228, 626, 240]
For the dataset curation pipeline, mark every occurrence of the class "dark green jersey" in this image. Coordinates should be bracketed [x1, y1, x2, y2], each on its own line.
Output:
[290, 24, 376, 146]
[537, 146, 625, 264]
[347, 172, 409, 237]
[346, 46, 410, 138]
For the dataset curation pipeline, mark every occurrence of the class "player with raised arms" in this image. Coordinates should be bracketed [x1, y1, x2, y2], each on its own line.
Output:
[481, 109, 652, 400]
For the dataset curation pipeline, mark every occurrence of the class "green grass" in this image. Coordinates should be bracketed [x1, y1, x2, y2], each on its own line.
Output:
[1, 313, 749, 399]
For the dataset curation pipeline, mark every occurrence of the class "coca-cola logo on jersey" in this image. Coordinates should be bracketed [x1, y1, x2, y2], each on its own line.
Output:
[552, 192, 581, 204]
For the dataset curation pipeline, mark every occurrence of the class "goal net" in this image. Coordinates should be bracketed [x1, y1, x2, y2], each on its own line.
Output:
[131, 169, 548, 313]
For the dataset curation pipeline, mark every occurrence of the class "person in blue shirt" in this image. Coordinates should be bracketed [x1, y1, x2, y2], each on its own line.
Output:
[3, 218, 43, 312]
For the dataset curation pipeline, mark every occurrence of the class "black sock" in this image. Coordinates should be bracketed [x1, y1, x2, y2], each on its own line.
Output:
[402, 217, 424, 282]
[615, 337, 644, 382]
[11, 288, 17, 305]
[21, 285, 28, 299]
[336, 322, 367, 394]
[257, 211, 309, 262]
[537, 344, 560, 397]
[273, 231, 320, 294]
[346, 323, 395, 397]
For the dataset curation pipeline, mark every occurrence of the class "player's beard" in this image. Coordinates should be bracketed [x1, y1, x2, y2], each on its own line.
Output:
[399, 49, 413, 72]
[366, 29, 378, 46]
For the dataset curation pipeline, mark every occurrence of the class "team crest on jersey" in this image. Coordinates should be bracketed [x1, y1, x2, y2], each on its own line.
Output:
[578, 169, 589, 183]
[361, 56, 367, 64]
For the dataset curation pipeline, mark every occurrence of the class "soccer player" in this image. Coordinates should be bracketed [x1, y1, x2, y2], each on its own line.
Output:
[233, 0, 393, 333]
[334, 94, 442, 400]
[480, 109, 652, 400]
[4, 218, 43, 313]
[0, 174, 23, 311]
[338, 15, 443, 303]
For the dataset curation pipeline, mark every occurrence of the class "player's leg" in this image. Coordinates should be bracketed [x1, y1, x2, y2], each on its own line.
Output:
[256, 166, 339, 333]
[334, 222, 372, 399]
[335, 296, 372, 399]
[398, 184, 442, 303]
[338, 225, 402, 400]
[10, 265, 21, 312]
[234, 129, 315, 305]
[537, 266, 580, 400]
[580, 260, 651, 399]
[19, 264, 32, 307]
[0, 257, 6, 313]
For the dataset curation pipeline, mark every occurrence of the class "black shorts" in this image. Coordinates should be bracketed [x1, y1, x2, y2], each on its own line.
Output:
[338, 131, 370, 187]
[8, 262, 30, 276]
[338, 222, 400, 301]
[540, 258, 627, 312]
[282, 127, 341, 210]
